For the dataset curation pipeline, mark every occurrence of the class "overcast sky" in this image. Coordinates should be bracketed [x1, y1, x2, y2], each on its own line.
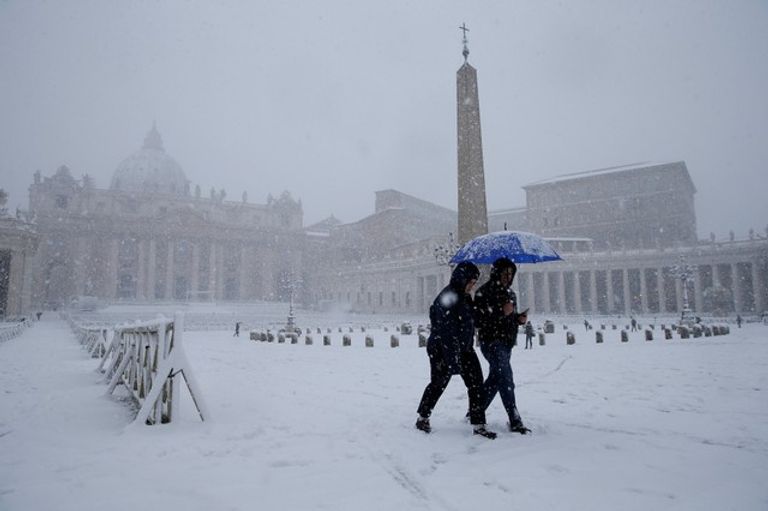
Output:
[1, 0, 766, 238]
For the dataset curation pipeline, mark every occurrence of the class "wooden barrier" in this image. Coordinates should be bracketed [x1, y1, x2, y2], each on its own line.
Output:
[103, 314, 208, 425]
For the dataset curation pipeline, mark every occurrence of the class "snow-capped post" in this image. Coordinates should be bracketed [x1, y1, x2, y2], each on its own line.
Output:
[679, 326, 690, 339]
[664, 328, 673, 340]
[343, 334, 351, 346]
[316, 327, 321, 334]
[538, 332, 546, 346]
[566, 332, 575, 345]
[621, 330, 629, 343]
[267, 331, 274, 342]
[692, 325, 702, 338]
[418, 332, 427, 348]
[704, 326, 712, 337]
[365, 335, 374, 347]
[323, 335, 331, 346]
[290, 333, 298, 344]
[596, 331, 604, 343]
[278, 333, 286, 343]
[305, 334, 313, 345]
[645, 329, 653, 341]
[390, 335, 399, 348]
[249, 331, 258, 341]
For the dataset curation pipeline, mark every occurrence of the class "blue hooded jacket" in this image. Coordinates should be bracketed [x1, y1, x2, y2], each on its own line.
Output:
[427, 262, 480, 374]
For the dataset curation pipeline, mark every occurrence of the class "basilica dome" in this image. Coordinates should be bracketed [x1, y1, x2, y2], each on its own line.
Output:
[110, 124, 189, 196]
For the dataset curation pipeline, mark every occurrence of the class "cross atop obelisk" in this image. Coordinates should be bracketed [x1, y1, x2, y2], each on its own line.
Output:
[456, 24, 489, 245]
[460, 23, 470, 61]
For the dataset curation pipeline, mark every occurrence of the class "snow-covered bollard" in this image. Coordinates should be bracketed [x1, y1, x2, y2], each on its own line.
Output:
[679, 326, 690, 339]
[620, 330, 629, 343]
[383, 326, 388, 332]
[664, 328, 673, 340]
[596, 331, 604, 343]
[704, 326, 712, 337]
[249, 331, 258, 341]
[645, 329, 653, 341]
[418, 333, 427, 348]
[323, 335, 331, 346]
[538, 332, 546, 346]
[563, 324, 568, 330]
[361, 326, 366, 332]
[612, 324, 617, 330]
[278, 333, 286, 343]
[343, 334, 352, 346]
[289, 333, 298, 344]
[348, 327, 353, 333]
[317, 327, 321, 334]
[723, 325, 730, 335]
[338, 327, 343, 333]
[365, 335, 374, 348]
[267, 331, 275, 343]
[692, 325, 702, 338]
[600, 324, 606, 330]
[390, 335, 399, 348]
[566, 332, 575, 345]
[305, 335, 313, 345]
[712, 325, 721, 336]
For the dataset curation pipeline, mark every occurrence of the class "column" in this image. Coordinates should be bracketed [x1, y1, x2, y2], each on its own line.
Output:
[590, 270, 598, 313]
[606, 269, 615, 314]
[147, 240, 156, 300]
[542, 272, 551, 313]
[640, 268, 648, 313]
[215, 244, 225, 300]
[657, 267, 666, 314]
[732, 263, 743, 313]
[191, 242, 200, 300]
[73, 238, 88, 297]
[136, 240, 146, 301]
[7, 250, 24, 316]
[239, 244, 248, 300]
[557, 271, 566, 313]
[752, 260, 765, 313]
[693, 267, 703, 314]
[106, 239, 119, 300]
[573, 271, 583, 314]
[526, 272, 536, 314]
[165, 240, 175, 300]
[622, 269, 631, 315]
[208, 242, 216, 301]
[712, 264, 721, 288]
[675, 278, 683, 313]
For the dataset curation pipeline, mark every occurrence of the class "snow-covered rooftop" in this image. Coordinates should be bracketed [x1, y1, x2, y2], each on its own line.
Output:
[523, 161, 683, 188]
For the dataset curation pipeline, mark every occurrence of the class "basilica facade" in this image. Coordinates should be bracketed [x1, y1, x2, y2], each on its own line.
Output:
[25, 125, 304, 310]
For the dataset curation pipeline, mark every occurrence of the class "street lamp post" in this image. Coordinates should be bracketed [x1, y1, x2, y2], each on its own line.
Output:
[671, 255, 697, 326]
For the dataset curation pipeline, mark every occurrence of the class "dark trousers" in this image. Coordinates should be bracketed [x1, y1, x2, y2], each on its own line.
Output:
[525, 334, 533, 349]
[417, 346, 487, 425]
[479, 341, 518, 422]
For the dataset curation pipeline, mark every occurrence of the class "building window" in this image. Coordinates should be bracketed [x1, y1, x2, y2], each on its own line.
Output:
[55, 195, 68, 209]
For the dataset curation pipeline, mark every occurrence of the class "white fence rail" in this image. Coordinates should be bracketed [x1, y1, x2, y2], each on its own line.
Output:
[0, 319, 32, 343]
[102, 313, 208, 425]
[65, 312, 209, 425]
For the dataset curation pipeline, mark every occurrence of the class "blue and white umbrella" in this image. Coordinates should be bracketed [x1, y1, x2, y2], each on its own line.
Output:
[449, 231, 563, 265]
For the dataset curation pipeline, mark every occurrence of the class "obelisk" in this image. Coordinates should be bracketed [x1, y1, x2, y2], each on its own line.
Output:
[456, 23, 489, 245]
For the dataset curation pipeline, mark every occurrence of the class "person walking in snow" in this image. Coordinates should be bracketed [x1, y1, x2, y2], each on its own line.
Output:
[415, 261, 496, 439]
[233, 322, 241, 337]
[474, 257, 531, 434]
[524, 321, 534, 349]
[736, 314, 743, 328]
[631, 317, 637, 332]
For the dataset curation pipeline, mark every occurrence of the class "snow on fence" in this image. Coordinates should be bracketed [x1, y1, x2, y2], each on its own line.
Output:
[0, 319, 31, 343]
[101, 313, 209, 425]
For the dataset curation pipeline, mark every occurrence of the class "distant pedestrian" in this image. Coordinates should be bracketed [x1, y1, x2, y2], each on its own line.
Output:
[234, 322, 241, 337]
[415, 262, 496, 439]
[36, 311, 42, 321]
[584, 319, 589, 331]
[524, 321, 534, 349]
[630, 317, 637, 332]
[736, 315, 743, 328]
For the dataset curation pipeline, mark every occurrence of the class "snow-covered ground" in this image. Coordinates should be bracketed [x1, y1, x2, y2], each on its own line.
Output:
[1, 312, 767, 510]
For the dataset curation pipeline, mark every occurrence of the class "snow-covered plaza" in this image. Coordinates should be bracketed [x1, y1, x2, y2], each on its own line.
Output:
[1, 307, 766, 510]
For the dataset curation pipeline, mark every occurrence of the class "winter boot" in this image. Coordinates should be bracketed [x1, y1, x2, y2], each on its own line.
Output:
[473, 425, 497, 439]
[508, 406, 531, 434]
[415, 416, 431, 434]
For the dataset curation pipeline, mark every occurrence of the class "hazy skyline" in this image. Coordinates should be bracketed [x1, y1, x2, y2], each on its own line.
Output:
[1, 1, 766, 238]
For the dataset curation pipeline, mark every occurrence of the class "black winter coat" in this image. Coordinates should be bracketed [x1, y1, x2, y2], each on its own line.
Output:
[474, 278, 521, 345]
[427, 264, 478, 375]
